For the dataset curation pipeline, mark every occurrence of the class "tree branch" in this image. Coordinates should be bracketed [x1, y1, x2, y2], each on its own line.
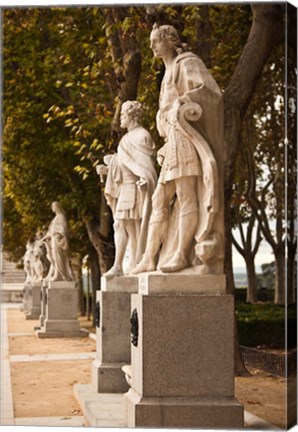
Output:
[252, 222, 263, 257]
[231, 232, 245, 256]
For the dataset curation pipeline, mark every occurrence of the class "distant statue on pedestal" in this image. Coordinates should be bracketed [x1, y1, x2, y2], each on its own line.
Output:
[132, 24, 225, 275]
[42, 202, 74, 281]
[23, 241, 34, 284]
[31, 232, 50, 283]
[96, 101, 157, 278]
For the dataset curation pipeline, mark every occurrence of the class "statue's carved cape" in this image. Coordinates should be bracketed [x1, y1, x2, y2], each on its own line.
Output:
[48, 213, 73, 281]
[104, 126, 157, 262]
[157, 52, 225, 269]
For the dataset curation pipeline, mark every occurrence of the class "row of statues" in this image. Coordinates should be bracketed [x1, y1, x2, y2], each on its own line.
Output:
[97, 24, 224, 279]
[23, 24, 224, 282]
[24, 234, 48, 284]
[24, 202, 73, 283]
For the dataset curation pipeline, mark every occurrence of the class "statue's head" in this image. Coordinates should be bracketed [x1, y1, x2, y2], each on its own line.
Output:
[51, 201, 64, 214]
[150, 23, 188, 57]
[120, 100, 143, 129]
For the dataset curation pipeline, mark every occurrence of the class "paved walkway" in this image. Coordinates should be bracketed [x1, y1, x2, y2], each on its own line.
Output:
[0, 303, 87, 427]
[1, 303, 283, 430]
[0, 304, 14, 426]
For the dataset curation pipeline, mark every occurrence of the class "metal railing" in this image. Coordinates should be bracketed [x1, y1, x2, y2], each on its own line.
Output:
[240, 345, 297, 377]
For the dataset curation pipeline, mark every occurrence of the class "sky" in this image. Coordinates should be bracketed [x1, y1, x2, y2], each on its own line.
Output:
[232, 234, 274, 273]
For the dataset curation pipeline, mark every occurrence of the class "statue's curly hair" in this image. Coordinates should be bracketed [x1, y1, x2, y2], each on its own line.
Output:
[121, 100, 143, 121]
[151, 23, 189, 55]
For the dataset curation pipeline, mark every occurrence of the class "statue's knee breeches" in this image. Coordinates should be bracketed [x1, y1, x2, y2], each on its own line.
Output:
[179, 198, 198, 217]
[150, 183, 174, 224]
[176, 176, 198, 216]
[113, 219, 127, 232]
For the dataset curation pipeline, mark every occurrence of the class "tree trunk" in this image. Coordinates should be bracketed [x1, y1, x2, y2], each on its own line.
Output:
[85, 217, 115, 275]
[224, 205, 236, 296]
[287, 244, 296, 305]
[223, 4, 284, 376]
[195, 6, 212, 68]
[245, 254, 258, 303]
[274, 249, 286, 305]
[89, 245, 101, 327]
[104, 7, 141, 141]
[84, 8, 142, 275]
[224, 4, 284, 299]
[234, 316, 250, 377]
[85, 192, 115, 275]
[71, 254, 86, 316]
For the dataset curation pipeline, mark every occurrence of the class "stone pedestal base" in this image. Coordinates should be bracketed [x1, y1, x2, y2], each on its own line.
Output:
[92, 359, 128, 394]
[73, 384, 125, 427]
[34, 282, 47, 331]
[124, 275, 244, 429]
[91, 276, 138, 393]
[25, 283, 41, 320]
[22, 284, 31, 314]
[138, 271, 226, 295]
[35, 281, 83, 338]
[125, 388, 243, 428]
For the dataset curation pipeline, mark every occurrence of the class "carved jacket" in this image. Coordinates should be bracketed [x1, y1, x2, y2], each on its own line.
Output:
[156, 51, 225, 268]
[104, 126, 157, 261]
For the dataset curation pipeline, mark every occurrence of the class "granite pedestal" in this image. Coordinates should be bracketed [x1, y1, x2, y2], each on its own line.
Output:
[124, 272, 244, 428]
[35, 281, 83, 338]
[25, 283, 41, 320]
[39, 282, 47, 327]
[74, 276, 138, 426]
[92, 276, 138, 393]
[21, 283, 31, 314]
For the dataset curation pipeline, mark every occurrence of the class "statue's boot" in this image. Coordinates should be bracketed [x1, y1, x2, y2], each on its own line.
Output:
[131, 258, 155, 275]
[131, 221, 162, 275]
[160, 211, 198, 273]
[160, 251, 188, 273]
[103, 265, 124, 279]
[104, 221, 127, 279]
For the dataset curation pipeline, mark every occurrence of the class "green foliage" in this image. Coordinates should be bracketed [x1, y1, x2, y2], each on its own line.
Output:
[4, 4, 289, 278]
[3, 6, 159, 260]
[233, 40, 296, 237]
[235, 288, 274, 303]
[236, 302, 296, 348]
[256, 261, 275, 290]
[3, 8, 105, 259]
[209, 4, 251, 88]
[230, 18, 297, 303]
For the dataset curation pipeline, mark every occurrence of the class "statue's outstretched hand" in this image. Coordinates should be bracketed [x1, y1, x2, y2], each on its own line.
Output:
[96, 164, 108, 182]
[157, 154, 164, 166]
[157, 143, 166, 166]
[136, 178, 147, 190]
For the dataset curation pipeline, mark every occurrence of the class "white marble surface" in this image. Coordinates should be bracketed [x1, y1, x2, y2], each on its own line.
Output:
[97, 101, 157, 279]
[133, 24, 225, 277]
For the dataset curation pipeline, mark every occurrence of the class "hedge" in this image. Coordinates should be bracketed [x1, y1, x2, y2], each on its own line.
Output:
[235, 288, 275, 303]
[236, 303, 297, 348]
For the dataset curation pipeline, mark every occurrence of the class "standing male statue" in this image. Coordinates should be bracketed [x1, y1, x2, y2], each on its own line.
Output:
[133, 24, 225, 275]
[97, 100, 157, 278]
[31, 232, 49, 282]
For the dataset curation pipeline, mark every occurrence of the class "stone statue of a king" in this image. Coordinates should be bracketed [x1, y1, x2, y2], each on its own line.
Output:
[133, 24, 225, 275]
[97, 100, 157, 278]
